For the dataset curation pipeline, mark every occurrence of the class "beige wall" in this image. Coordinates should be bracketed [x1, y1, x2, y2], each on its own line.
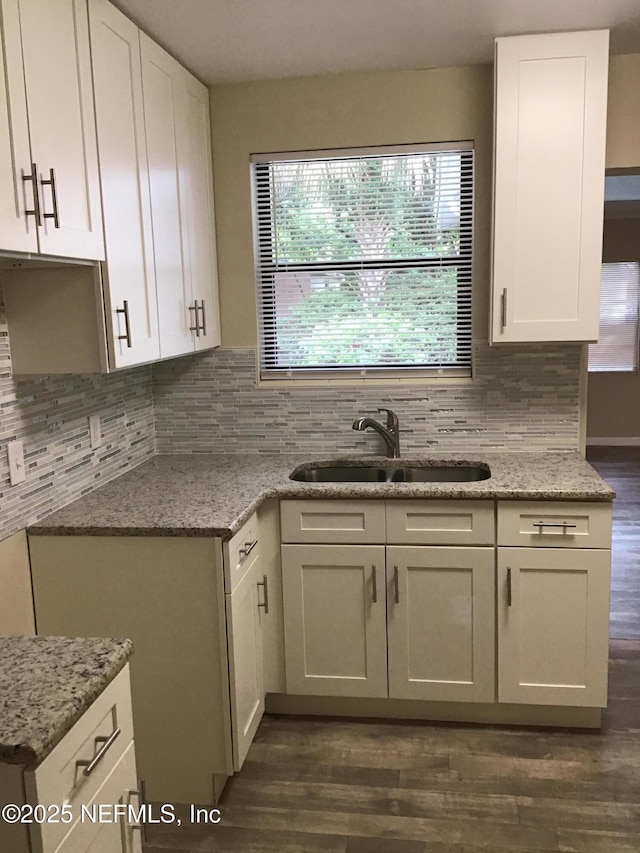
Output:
[209, 64, 493, 347]
[210, 53, 640, 353]
[606, 54, 640, 170]
[587, 217, 640, 439]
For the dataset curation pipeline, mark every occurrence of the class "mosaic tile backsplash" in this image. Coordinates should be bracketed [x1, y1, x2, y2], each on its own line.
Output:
[0, 287, 155, 541]
[153, 344, 583, 456]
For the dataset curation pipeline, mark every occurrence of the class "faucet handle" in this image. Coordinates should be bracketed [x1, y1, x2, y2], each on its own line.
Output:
[377, 408, 399, 432]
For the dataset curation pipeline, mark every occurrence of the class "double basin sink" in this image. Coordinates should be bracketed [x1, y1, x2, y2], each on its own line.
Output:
[290, 462, 491, 484]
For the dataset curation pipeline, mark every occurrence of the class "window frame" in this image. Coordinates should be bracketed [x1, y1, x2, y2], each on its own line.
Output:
[251, 142, 475, 382]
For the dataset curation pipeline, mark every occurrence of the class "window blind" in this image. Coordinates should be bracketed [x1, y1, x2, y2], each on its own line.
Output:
[589, 262, 640, 373]
[252, 143, 474, 379]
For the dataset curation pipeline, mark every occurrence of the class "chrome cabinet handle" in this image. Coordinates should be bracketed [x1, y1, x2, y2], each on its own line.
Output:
[129, 782, 147, 841]
[189, 301, 200, 337]
[199, 300, 207, 336]
[76, 727, 121, 776]
[501, 288, 507, 328]
[393, 565, 400, 604]
[371, 564, 377, 603]
[239, 539, 258, 560]
[257, 574, 269, 614]
[41, 167, 60, 228]
[22, 162, 43, 226]
[507, 567, 512, 607]
[116, 301, 132, 348]
[532, 521, 577, 531]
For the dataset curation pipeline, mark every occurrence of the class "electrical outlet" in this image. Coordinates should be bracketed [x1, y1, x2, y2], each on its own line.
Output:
[89, 414, 101, 450]
[8, 440, 25, 486]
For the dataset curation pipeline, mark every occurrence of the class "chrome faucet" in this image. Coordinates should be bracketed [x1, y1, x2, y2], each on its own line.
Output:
[352, 408, 401, 458]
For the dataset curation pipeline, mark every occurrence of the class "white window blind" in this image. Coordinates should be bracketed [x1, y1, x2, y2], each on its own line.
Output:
[589, 262, 640, 373]
[252, 143, 474, 380]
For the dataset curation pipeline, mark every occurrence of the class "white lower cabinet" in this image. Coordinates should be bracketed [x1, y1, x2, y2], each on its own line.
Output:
[497, 547, 611, 707]
[387, 546, 495, 703]
[226, 553, 265, 770]
[0, 666, 140, 853]
[281, 544, 388, 698]
[281, 543, 495, 703]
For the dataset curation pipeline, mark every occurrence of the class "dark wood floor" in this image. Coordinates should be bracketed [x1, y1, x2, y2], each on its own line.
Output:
[146, 451, 640, 853]
[587, 446, 640, 640]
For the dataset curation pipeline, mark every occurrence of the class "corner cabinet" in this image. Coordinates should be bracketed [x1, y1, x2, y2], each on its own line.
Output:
[490, 30, 609, 343]
[0, 0, 104, 260]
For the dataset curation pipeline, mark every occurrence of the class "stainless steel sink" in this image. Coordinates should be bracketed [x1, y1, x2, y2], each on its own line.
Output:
[291, 466, 388, 482]
[290, 463, 490, 483]
[390, 465, 490, 482]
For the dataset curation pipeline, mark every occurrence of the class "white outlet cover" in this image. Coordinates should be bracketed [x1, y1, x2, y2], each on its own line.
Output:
[8, 440, 25, 486]
[89, 415, 101, 450]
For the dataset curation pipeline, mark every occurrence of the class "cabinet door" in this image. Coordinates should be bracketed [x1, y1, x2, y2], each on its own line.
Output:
[89, 0, 160, 368]
[498, 547, 611, 706]
[387, 546, 495, 703]
[140, 33, 193, 359]
[0, 0, 36, 252]
[17, 0, 104, 260]
[281, 544, 387, 698]
[491, 30, 609, 343]
[177, 71, 221, 351]
[55, 742, 141, 853]
[226, 554, 265, 771]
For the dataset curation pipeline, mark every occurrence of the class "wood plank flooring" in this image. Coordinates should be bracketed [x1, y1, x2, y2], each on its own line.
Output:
[587, 446, 640, 639]
[146, 451, 640, 852]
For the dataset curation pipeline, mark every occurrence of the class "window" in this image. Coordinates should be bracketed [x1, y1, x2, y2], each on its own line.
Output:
[252, 143, 473, 380]
[588, 262, 640, 373]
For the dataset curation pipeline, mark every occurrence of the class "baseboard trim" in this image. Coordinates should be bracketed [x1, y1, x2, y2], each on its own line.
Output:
[265, 694, 602, 729]
[587, 437, 640, 446]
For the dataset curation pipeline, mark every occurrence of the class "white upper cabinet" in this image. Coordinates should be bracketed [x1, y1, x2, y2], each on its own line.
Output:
[0, 1, 35, 253]
[491, 30, 609, 343]
[178, 73, 221, 351]
[140, 34, 193, 359]
[141, 33, 221, 358]
[1, 0, 105, 260]
[88, 0, 160, 367]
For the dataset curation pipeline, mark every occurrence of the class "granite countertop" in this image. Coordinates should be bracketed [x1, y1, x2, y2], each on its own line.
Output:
[27, 452, 615, 540]
[0, 636, 132, 766]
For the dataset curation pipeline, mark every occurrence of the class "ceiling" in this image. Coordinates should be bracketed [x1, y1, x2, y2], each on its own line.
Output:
[113, 0, 640, 85]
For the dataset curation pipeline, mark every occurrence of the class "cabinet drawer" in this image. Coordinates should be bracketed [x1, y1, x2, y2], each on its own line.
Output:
[497, 501, 612, 549]
[24, 665, 134, 853]
[280, 500, 386, 544]
[386, 500, 495, 545]
[224, 511, 260, 593]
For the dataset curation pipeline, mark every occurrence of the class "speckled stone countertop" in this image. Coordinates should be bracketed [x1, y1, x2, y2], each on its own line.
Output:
[0, 636, 132, 766]
[27, 452, 614, 540]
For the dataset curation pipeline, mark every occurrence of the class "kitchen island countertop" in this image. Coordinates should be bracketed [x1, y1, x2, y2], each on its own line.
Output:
[0, 636, 132, 766]
[26, 451, 615, 540]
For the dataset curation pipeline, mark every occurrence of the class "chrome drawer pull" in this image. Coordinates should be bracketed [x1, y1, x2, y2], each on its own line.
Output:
[22, 162, 43, 226]
[189, 301, 200, 336]
[532, 521, 577, 531]
[41, 167, 60, 228]
[76, 727, 121, 777]
[199, 299, 207, 336]
[501, 288, 507, 328]
[371, 564, 377, 604]
[116, 301, 132, 348]
[506, 567, 512, 607]
[257, 574, 269, 614]
[239, 539, 258, 560]
[393, 565, 400, 604]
